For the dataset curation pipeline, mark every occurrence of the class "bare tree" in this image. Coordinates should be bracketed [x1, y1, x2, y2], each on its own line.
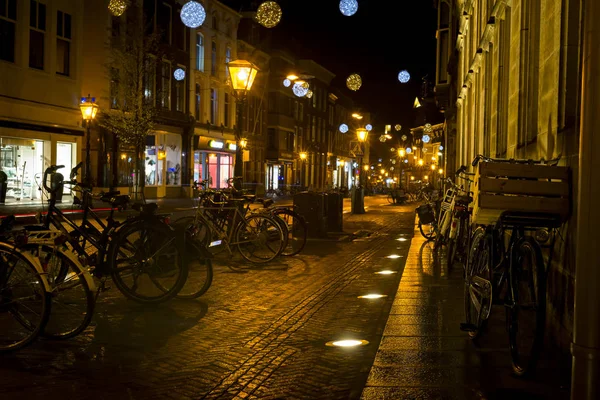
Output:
[98, 0, 162, 200]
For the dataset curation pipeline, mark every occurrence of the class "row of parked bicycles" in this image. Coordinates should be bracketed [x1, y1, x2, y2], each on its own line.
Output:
[0, 165, 307, 353]
[416, 154, 567, 377]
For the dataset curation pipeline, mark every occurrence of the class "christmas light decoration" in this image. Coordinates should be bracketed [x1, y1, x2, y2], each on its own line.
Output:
[339, 124, 349, 133]
[346, 74, 362, 91]
[395, 124, 401, 131]
[339, 0, 358, 16]
[108, 0, 127, 17]
[306, 89, 313, 98]
[180, 1, 206, 28]
[173, 68, 185, 81]
[283, 78, 291, 87]
[406, 147, 412, 154]
[424, 123, 433, 133]
[439, 145, 444, 151]
[422, 134, 431, 143]
[292, 81, 309, 97]
[398, 70, 410, 83]
[256, 1, 282, 28]
[365, 124, 372, 131]
[401, 134, 407, 141]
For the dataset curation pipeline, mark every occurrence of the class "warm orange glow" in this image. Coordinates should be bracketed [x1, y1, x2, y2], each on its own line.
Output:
[356, 128, 368, 142]
[398, 149, 405, 157]
[228, 59, 260, 92]
[439, 168, 444, 174]
[299, 152, 307, 160]
[418, 159, 424, 166]
[424, 175, 429, 180]
[363, 165, 369, 171]
[158, 150, 166, 160]
[431, 164, 436, 170]
[79, 95, 99, 121]
[410, 176, 415, 180]
[380, 169, 385, 174]
[239, 138, 248, 148]
[286, 74, 299, 80]
[351, 113, 363, 120]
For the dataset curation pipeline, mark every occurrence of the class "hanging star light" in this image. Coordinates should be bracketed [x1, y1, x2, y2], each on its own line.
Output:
[180, 1, 206, 28]
[346, 74, 362, 91]
[256, 1, 282, 28]
[422, 134, 431, 143]
[395, 124, 401, 131]
[379, 135, 386, 142]
[173, 68, 185, 81]
[292, 81, 309, 97]
[283, 78, 291, 87]
[339, 124, 349, 133]
[365, 124, 372, 131]
[424, 123, 433, 133]
[398, 70, 410, 83]
[339, 0, 358, 16]
[108, 0, 128, 16]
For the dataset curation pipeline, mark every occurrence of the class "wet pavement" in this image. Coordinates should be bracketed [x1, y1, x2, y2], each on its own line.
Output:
[361, 221, 571, 400]
[0, 196, 571, 399]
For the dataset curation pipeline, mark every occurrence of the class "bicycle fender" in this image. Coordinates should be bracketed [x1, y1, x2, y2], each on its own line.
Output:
[0, 242, 52, 293]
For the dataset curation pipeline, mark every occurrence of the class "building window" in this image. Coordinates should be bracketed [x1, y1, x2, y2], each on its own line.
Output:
[211, 41, 217, 76]
[143, 56, 156, 103]
[158, 2, 172, 44]
[56, 11, 71, 76]
[224, 92, 230, 127]
[175, 66, 185, 112]
[165, 134, 182, 185]
[160, 61, 171, 109]
[294, 101, 298, 120]
[195, 83, 201, 120]
[299, 103, 304, 122]
[267, 128, 276, 150]
[110, 68, 119, 109]
[174, 7, 185, 50]
[212, 14, 218, 31]
[0, 0, 17, 63]
[225, 46, 231, 82]
[210, 88, 217, 124]
[196, 33, 204, 71]
[29, 0, 46, 70]
[286, 131, 294, 152]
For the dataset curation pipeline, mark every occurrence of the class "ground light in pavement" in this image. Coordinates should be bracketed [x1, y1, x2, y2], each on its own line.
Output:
[325, 339, 369, 347]
[385, 254, 402, 259]
[375, 270, 398, 275]
[357, 294, 388, 299]
[396, 237, 409, 242]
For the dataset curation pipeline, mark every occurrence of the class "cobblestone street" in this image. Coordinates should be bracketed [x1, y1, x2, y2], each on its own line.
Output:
[0, 196, 417, 400]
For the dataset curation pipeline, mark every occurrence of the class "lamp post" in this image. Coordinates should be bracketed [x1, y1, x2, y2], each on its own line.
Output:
[299, 152, 307, 189]
[352, 128, 368, 214]
[227, 59, 259, 190]
[79, 95, 99, 186]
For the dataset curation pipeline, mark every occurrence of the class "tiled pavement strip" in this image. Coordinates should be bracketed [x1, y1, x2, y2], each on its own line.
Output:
[361, 220, 571, 400]
[0, 196, 415, 400]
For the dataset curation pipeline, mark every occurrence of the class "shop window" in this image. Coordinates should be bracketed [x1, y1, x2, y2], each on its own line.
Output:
[117, 150, 135, 186]
[0, 0, 17, 63]
[196, 33, 204, 71]
[193, 151, 202, 183]
[56, 10, 71, 76]
[165, 134, 181, 185]
[29, 0, 46, 70]
[219, 154, 232, 188]
[145, 138, 158, 186]
[207, 153, 218, 188]
[175, 66, 185, 112]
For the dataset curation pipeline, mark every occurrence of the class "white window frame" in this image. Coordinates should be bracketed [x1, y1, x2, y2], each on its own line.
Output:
[160, 59, 171, 110]
[196, 32, 204, 72]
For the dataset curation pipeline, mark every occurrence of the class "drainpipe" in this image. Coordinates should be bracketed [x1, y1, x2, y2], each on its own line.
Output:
[571, 0, 600, 398]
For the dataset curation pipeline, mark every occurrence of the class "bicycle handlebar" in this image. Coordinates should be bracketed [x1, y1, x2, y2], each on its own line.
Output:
[70, 162, 83, 180]
[43, 165, 65, 192]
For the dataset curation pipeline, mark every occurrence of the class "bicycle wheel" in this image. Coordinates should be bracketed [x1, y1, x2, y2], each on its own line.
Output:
[272, 209, 307, 256]
[235, 214, 284, 264]
[24, 244, 95, 340]
[108, 221, 188, 304]
[387, 193, 394, 204]
[448, 217, 468, 268]
[171, 217, 214, 299]
[418, 221, 436, 240]
[267, 212, 289, 256]
[463, 228, 492, 339]
[507, 237, 546, 377]
[0, 244, 50, 353]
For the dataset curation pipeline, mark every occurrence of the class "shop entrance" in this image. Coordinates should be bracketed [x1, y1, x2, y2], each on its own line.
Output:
[0, 138, 45, 202]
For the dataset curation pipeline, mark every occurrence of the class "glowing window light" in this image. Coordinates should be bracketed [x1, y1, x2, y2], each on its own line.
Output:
[326, 339, 369, 347]
[180, 1, 206, 28]
[358, 294, 388, 299]
[173, 68, 185, 81]
[283, 78, 291, 87]
[339, 124, 349, 133]
[398, 70, 410, 83]
[339, 0, 358, 16]
[256, 1, 282, 28]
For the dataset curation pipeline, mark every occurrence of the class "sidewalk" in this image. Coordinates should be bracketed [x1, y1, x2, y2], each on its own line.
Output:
[361, 221, 570, 399]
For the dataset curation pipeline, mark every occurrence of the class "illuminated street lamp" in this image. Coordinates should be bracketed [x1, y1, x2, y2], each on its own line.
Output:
[79, 94, 99, 186]
[299, 152, 307, 160]
[354, 128, 369, 214]
[227, 59, 259, 189]
[239, 138, 248, 148]
[431, 164, 436, 171]
[418, 159, 424, 166]
[398, 149, 405, 157]
[352, 113, 363, 120]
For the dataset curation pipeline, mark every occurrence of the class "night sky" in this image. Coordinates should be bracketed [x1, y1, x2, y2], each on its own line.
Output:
[220, 0, 439, 133]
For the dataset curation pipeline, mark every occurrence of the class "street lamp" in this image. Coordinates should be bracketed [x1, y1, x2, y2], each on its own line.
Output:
[79, 94, 99, 186]
[227, 59, 259, 189]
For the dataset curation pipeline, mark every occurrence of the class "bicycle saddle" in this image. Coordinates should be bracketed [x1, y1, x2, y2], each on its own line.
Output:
[243, 194, 256, 202]
[132, 202, 159, 214]
[109, 195, 130, 208]
[261, 198, 274, 207]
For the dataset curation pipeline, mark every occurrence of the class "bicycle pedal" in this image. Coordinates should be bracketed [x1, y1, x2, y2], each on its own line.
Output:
[460, 323, 478, 332]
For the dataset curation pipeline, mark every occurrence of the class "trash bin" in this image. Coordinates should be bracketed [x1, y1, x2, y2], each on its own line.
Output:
[0, 171, 7, 204]
[326, 192, 344, 232]
[293, 191, 327, 238]
[351, 187, 365, 214]
[51, 172, 65, 203]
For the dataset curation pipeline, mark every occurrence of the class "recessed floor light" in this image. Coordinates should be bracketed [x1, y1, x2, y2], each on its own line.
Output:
[386, 254, 402, 259]
[325, 339, 369, 347]
[358, 294, 388, 299]
[396, 237, 408, 242]
[375, 270, 397, 275]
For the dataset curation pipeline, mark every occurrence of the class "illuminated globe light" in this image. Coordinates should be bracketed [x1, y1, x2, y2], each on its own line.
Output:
[256, 1, 282, 28]
[404, 159, 408, 163]
[173, 68, 185, 81]
[365, 124, 373, 131]
[283, 78, 291, 87]
[406, 147, 412, 154]
[339, 124, 349, 133]
[180, 1, 206, 28]
[339, 0, 358, 16]
[424, 123, 433, 133]
[439, 145, 444, 151]
[379, 135, 386, 142]
[422, 134, 431, 143]
[108, 0, 127, 16]
[401, 134, 407, 141]
[395, 124, 401, 131]
[398, 70, 410, 83]
[346, 74, 362, 91]
[292, 81, 309, 97]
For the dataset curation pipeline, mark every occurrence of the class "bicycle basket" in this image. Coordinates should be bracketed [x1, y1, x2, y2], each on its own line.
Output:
[416, 204, 435, 225]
